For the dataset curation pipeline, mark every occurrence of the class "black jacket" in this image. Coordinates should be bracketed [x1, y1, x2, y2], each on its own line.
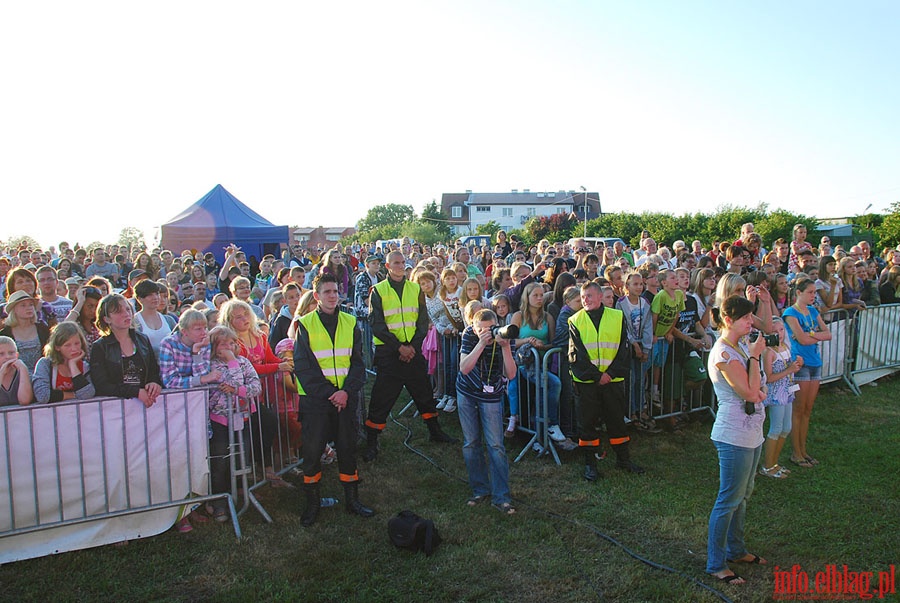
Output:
[90, 329, 162, 399]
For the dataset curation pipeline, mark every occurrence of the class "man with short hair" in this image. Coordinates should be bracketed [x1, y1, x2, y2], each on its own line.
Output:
[634, 238, 658, 267]
[774, 238, 790, 275]
[294, 273, 374, 526]
[362, 251, 456, 461]
[85, 248, 119, 281]
[36, 265, 72, 322]
[569, 281, 643, 480]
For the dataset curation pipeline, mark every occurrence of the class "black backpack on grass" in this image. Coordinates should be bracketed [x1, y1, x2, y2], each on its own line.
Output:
[387, 510, 441, 556]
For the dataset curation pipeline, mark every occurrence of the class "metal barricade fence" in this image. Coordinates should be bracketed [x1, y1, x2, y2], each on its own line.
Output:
[226, 372, 303, 523]
[850, 303, 900, 389]
[1, 389, 238, 564]
[818, 308, 856, 391]
[652, 340, 716, 423]
[510, 346, 554, 464]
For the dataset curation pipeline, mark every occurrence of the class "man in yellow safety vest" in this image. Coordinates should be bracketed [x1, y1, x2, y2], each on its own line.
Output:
[569, 281, 645, 481]
[363, 250, 456, 461]
[294, 273, 374, 527]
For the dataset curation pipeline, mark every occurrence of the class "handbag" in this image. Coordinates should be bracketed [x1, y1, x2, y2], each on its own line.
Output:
[387, 510, 442, 556]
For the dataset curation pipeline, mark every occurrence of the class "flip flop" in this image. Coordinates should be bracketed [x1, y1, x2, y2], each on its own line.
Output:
[492, 502, 516, 515]
[804, 455, 820, 466]
[790, 457, 814, 468]
[466, 495, 489, 507]
[716, 573, 745, 584]
[728, 554, 766, 565]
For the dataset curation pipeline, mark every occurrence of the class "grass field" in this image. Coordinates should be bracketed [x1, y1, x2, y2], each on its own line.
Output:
[1, 377, 898, 603]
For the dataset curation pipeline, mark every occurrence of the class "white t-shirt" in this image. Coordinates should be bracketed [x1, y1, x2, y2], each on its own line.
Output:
[708, 337, 766, 449]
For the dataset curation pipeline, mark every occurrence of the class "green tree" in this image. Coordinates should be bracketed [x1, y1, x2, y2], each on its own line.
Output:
[420, 200, 452, 239]
[401, 221, 446, 245]
[3, 234, 41, 250]
[118, 226, 147, 251]
[475, 220, 502, 236]
[526, 214, 578, 242]
[875, 202, 900, 248]
[356, 204, 416, 233]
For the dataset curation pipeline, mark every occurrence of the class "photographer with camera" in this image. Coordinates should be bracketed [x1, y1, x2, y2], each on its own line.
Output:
[705, 295, 769, 585]
[457, 309, 519, 515]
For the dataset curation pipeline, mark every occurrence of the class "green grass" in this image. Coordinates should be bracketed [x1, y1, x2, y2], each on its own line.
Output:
[2, 378, 898, 603]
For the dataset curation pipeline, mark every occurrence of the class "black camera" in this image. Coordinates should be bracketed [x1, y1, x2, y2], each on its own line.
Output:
[749, 332, 779, 347]
[490, 324, 519, 340]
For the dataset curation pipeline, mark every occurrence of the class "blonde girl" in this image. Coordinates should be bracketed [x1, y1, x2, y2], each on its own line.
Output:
[33, 322, 95, 403]
[491, 294, 512, 326]
[437, 267, 463, 413]
[759, 317, 803, 479]
[459, 277, 484, 320]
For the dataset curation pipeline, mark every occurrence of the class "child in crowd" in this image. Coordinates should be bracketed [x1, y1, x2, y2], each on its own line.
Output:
[438, 267, 464, 413]
[32, 322, 95, 403]
[650, 270, 684, 406]
[616, 273, 653, 429]
[0, 335, 33, 406]
[639, 262, 659, 306]
[760, 317, 803, 479]
[459, 278, 484, 326]
[205, 325, 263, 522]
[789, 223, 812, 274]
[491, 294, 512, 326]
[599, 286, 616, 308]
[273, 338, 304, 465]
[773, 273, 790, 313]
[463, 299, 483, 327]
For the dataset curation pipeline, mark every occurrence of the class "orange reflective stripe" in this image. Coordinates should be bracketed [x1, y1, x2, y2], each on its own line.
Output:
[609, 436, 630, 445]
[339, 472, 359, 482]
[579, 439, 601, 447]
[420, 412, 438, 420]
[365, 420, 386, 430]
[303, 472, 322, 484]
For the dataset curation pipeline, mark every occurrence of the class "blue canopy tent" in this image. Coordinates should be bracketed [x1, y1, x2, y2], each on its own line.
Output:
[160, 184, 289, 263]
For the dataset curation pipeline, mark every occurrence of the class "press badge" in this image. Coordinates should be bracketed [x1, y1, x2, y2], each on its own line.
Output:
[483, 384, 495, 393]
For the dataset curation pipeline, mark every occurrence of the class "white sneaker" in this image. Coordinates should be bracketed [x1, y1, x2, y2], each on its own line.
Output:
[436, 396, 447, 410]
[547, 425, 565, 442]
[443, 397, 457, 413]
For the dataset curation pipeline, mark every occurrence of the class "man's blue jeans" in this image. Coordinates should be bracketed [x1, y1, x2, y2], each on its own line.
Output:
[457, 391, 511, 505]
[706, 440, 761, 573]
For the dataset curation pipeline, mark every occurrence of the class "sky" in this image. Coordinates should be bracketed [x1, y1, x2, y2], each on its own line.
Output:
[2, 0, 898, 249]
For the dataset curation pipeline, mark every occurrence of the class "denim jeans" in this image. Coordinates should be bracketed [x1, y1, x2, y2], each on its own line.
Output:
[457, 391, 511, 505]
[628, 357, 649, 416]
[706, 440, 762, 573]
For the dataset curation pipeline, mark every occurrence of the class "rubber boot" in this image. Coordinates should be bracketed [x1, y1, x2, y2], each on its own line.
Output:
[361, 426, 379, 462]
[301, 482, 321, 527]
[342, 481, 375, 518]
[583, 448, 600, 482]
[613, 443, 645, 474]
[426, 417, 458, 443]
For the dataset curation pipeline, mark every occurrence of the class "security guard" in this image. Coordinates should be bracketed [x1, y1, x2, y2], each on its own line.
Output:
[569, 281, 645, 480]
[294, 272, 374, 527]
[363, 250, 456, 461]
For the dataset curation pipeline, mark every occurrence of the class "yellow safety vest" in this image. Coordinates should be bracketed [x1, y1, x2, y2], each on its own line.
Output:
[372, 278, 420, 345]
[299, 310, 356, 389]
[569, 307, 625, 383]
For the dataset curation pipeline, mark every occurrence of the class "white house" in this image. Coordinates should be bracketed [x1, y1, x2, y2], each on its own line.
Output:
[440, 190, 601, 235]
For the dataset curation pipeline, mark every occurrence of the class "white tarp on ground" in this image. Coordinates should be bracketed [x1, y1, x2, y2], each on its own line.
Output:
[0, 390, 209, 563]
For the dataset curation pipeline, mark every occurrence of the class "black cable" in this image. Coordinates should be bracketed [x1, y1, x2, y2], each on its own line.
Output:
[388, 411, 734, 603]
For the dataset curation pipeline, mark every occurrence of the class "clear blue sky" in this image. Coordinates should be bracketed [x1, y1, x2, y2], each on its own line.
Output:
[1, 0, 897, 248]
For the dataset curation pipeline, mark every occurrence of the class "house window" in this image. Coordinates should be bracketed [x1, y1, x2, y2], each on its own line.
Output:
[476, 206, 490, 213]
[451, 206, 462, 218]
[526, 207, 536, 217]
[326, 235, 341, 241]
[502, 207, 513, 217]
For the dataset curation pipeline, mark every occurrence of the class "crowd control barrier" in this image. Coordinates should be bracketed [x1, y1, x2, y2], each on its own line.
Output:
[510, 346, 561, 465]
[650, 342, 716, 423]
[0, 389, 236, 564]
[225, 373, 303, 523]
[818, 309, 856, 391]
[850, 303, 900, 390]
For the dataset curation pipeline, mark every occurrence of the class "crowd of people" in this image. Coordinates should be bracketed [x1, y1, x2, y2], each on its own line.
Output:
[1, 224, 898, 581]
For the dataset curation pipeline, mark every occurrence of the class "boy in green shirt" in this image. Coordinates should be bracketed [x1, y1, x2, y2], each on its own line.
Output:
[650, 270, 685, 406]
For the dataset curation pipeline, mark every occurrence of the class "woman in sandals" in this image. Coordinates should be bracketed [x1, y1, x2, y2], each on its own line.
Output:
[457, 308, 517, 515]
[782, 277, 831, 468]
[706, 295, 769, 585]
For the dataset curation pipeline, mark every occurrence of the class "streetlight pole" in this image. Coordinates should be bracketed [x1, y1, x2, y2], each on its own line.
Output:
[580, 185, 588, 238]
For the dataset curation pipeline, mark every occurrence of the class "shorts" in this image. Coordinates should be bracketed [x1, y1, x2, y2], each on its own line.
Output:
[794, 365, 822, 382]
[651, 339, 670, 368]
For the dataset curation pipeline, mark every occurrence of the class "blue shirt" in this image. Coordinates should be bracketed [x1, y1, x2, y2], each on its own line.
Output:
[783, 305, 823, 368]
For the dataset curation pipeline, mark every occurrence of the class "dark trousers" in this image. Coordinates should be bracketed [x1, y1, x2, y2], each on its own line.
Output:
[300, 394, 359, 482]
[574, 381, 630, 448]
[209, 407, 278, 495]
[366, 352, 438, 429]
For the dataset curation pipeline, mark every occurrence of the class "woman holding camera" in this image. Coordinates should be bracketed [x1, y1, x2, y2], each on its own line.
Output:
[706, 295, 769, 585]
[457, 308, 518, 515]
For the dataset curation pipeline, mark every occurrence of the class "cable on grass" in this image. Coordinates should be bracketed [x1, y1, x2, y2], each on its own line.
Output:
[388, 411, 734, 603]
